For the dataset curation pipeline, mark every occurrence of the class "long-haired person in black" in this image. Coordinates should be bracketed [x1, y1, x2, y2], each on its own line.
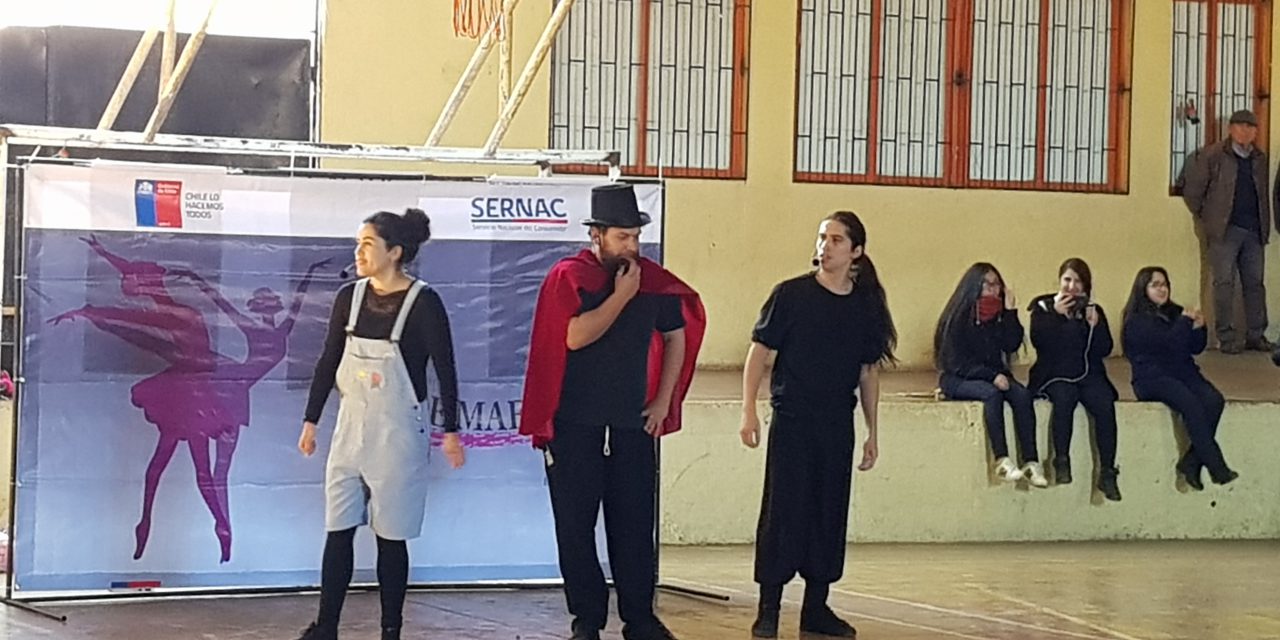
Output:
[296, 208, 465, 640]
[935, 263, 1048, 487]
[1028, 258, 1122, 501]
[740, 211, 896, 639]
[1121, 267, 1239, 490]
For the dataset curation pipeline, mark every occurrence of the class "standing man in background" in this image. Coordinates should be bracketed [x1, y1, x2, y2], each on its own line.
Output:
[1180, 109, 1276, 354]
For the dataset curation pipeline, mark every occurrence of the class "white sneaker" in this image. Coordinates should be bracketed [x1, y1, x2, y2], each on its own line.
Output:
[1023, 461, 1049, 488]
[995, 457, 1023, 482]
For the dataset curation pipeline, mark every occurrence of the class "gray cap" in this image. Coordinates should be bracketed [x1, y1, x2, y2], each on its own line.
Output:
[1229, 109, 1258, 126]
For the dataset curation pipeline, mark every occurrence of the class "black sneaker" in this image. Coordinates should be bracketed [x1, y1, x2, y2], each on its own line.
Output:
[799, 605, 857, 637]
[1052, 457, 1072, 485]
[751, 607, 780, 638]
[296, 622, 338, 640]
[622, 618, 679, 640]
[569, 619, 602, 640]
[1097, 467, 1121, 502]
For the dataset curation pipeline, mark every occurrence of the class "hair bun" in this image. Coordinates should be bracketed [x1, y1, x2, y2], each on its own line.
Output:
[402, 207, 432, 245]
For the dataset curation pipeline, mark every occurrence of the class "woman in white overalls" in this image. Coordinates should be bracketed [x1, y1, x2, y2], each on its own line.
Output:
[296, 208, 466, 640]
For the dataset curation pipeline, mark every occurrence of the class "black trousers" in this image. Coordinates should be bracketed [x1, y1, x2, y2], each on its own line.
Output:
[754, 409, 855, 587]
[1042, 375, 1119, 470]
[1133, 374, 1229, 476]
[546, 422, 657, 630]
[315, 528, 409, 631]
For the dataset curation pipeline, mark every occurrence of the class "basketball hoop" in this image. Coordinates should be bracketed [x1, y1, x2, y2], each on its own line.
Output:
[454, 0, 503, 39]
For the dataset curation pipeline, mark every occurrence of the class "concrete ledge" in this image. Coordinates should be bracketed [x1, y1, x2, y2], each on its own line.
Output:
[659, 399, 1280, 544]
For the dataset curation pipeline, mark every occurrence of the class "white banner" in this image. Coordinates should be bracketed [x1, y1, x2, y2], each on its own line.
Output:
[26, 163, 665, 243]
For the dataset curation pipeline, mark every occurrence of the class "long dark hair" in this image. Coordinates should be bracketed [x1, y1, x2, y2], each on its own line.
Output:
[933, 262, 1005, 371]
[825, 210, 898, 364]
[1059, 257, 1093, 295]
[364, 208, 432, 266]
[1122, 266, 1180, 322]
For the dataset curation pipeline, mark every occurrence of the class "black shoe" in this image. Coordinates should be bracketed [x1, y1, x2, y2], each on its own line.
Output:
[1221, 342, 1245, 355]
[751, 607, 780, 638]
[800, 605, 857, 637]
[381, 627, 400, 640]
[1246, 337, 1275, 352]
[1052, 457, 1072, 485]
[1178, 462, 1205, 491]
[296, 622, 338, 640]
[1211, 468, 1240, 485]
[1097, 467, 1121, 502]
[570, 619, 602, 640]
[622, 618, 679, 640]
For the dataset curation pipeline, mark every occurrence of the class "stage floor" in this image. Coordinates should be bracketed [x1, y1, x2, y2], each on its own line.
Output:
[689, 351, 1280, 403]
[3, 541, 1277, 639]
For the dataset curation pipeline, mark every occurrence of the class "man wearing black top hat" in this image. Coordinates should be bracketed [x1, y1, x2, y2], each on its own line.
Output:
[520, 184, 705, 640]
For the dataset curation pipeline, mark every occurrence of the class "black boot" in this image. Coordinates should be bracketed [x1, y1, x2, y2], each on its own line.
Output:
[622, 618, 678, 640]
[380, 627, 400, 640]
[296, 622, 338, 640]
[1211, 467, 1240, 485]
[800, 582, 855, 638]
[1052, 456, 1072, 485]
[1177, 457, 1204, 492]
[751, 609, 779, 638]
[752, 583, 782, 638]
[1097, 467, 1121, 502]
[569, 618, 602, 640]
[799, 606, 857, 638]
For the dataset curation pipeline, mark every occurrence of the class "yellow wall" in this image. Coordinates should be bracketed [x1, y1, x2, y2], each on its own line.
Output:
[662, 399, 1280, 544]
[322, 0, 1280, 369]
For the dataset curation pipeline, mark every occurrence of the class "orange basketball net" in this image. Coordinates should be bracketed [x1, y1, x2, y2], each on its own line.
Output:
[453, 0, 504, 39]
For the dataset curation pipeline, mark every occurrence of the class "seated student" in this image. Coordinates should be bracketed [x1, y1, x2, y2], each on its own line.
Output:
[1121, 266, 1239, 490]
[935, 263, 1047, 487]
[1028, 258, 1121, 501]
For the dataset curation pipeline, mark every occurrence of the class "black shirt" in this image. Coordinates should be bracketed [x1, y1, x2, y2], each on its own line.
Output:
[752, 275, 889, 417]
[556, 286, 685, 429]
[1231, 152, 1262, 233]
[305, 282, 460, 430]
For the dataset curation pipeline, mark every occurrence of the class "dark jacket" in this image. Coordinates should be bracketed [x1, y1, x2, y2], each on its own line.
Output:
[1027, 294, 1116, 396]
[1121, 306, 1207, 384]
[940, 309, 1023, 382]
[1180, 139, 1274, 243]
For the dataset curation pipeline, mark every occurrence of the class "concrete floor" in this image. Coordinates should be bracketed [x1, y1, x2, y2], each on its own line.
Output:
[690, 351, 1280, 403]
[2, 541, 1277, 639]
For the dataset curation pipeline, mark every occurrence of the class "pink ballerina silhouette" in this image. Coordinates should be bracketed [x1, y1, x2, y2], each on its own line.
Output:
[49, 237, 328, 564]
[171, 258, 330, 537]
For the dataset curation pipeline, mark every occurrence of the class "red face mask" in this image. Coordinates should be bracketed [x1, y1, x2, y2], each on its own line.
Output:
[977, 294, 1003, 323]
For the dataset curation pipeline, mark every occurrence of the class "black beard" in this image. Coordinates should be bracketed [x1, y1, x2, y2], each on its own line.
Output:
[601, 255, 624, 274]
[600, 252, 636, 275]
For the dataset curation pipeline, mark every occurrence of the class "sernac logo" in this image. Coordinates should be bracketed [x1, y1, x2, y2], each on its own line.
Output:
[470, 196, 569, 227]
[134, 179, 183, 228]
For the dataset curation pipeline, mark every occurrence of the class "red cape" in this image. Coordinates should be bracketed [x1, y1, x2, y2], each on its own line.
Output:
[519, 250, 706, 448]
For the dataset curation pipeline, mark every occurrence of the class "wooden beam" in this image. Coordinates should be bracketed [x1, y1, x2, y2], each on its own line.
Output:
[97, 27, 160, 130]
[427, 0, 523, 146]
[160, 0, 177, 100]
[144, 0, 220, 142]
[484, 0, 576, 154]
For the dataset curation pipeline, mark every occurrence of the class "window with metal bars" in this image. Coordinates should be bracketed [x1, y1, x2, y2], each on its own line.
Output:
[548, 0, 751, 179]
[1169, 0, 1271, 192]
[794, 0, 1132, 193]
